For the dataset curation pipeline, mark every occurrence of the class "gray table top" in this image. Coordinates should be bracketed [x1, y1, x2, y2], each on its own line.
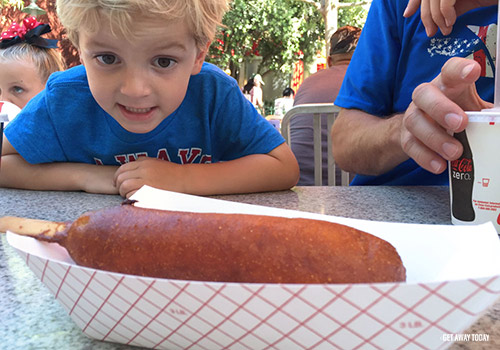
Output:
[0, 186, 498, 349]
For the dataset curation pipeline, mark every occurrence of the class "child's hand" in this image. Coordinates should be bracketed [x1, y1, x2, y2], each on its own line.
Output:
[80, 165, 120, 195]
[403, 0, 456, 36]
[114, 157, 186, 198]
[403, 0, 496, 37]
[114, 144, 298, 198]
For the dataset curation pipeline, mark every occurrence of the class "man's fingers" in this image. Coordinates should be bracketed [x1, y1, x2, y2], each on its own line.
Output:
[403, 102, 463, 160]
[402, 103, 463, 174]
[433, 58, 490, 112]
[438, 58, 481, 90]
[412, 82, 468, 132]
[400, 128, 448, 174]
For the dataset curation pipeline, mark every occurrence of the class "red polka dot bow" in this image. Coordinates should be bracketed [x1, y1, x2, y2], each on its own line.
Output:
[0, 16, 58, 49]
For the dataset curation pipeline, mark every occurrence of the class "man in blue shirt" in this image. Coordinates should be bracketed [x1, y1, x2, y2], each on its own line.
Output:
[332, 0, 496, 185]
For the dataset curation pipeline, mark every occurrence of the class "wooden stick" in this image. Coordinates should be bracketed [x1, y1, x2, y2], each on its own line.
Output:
[0, 216, 67, 240]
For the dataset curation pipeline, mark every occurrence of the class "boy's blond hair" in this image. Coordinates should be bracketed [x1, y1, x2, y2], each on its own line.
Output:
[56, 0, 230, 50]
[0, 43, 66, 83]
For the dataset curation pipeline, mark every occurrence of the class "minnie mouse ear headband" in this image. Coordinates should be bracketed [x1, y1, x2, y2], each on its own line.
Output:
[0, 16, 58, 49]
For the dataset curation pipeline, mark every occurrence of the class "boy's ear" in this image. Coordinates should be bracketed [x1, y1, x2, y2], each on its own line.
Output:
[191, 41, 211, 75]
[78, 49, 85, 66]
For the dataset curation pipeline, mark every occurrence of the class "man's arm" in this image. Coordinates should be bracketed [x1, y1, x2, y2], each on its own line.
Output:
[0, 137, 119, 194]
[332, 58, 493, 177]
[331, 109, 409, 176]
[114, 143, 300, 198]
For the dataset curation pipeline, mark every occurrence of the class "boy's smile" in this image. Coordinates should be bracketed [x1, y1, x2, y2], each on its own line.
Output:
[118, 104, 157, 122]
[78, 15, 207, 134]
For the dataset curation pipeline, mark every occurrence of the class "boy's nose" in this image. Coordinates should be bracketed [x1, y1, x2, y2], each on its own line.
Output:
[119, 69, 152, 97]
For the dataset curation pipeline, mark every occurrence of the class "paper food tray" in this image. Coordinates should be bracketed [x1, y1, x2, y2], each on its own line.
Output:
[6, 185, 500, 350]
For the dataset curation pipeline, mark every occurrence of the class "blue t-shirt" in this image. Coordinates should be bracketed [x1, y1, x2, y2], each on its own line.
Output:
[335, 0, 497, 185]
[6, 63, 284, 166]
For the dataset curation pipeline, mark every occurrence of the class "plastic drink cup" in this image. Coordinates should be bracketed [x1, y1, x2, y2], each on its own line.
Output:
[449, 111, 500, 233]
[450, 4, 500, 232]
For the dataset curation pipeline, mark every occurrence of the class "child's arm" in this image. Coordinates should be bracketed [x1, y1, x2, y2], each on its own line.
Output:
[404, 0, 496, 37]
[0, 137, 119, 194]
[114, 143, 299, 198]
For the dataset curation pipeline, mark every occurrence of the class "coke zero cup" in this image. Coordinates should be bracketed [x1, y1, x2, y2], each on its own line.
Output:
[449, 111, 500, 233]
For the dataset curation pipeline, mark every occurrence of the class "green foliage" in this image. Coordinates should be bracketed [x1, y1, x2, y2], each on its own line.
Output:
[0, 0, 24, 9]
[207, 0, 324, 79]
[207, 0, 369, 81]
[1, 0, 25, 28]
[339, 1, 369, 28]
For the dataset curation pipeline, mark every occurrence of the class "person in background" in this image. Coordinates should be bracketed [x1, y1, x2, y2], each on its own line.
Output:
[0, 0, 299, 198]
[251, 73, 265, 115]
[331, 0, 496, 186]
[0, 16, 65, 110]
[283, 87, 295, 98]
[242, 77, 254, 101]
[290, 25, 361, 185]
[274, 87, 295, 120]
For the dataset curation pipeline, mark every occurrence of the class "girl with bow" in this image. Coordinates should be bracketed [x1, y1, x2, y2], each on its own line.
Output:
[0, 16, 65, 109]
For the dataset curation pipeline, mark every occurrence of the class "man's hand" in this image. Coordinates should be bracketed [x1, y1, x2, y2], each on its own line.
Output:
[404, 0, 497, 36]
[401, 57, 492, 174]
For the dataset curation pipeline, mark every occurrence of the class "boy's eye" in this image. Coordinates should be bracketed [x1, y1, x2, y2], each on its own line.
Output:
[154, 57, 176, 68]
[96, 54, 118, 65]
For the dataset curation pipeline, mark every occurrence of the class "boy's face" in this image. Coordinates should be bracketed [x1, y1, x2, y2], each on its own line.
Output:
[0, 59, 45, 109]
[78, 15, 207, 134]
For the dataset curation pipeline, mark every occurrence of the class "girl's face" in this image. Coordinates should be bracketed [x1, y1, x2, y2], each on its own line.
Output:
[78, 15, 208, 134]
[0, 58, 45, 109]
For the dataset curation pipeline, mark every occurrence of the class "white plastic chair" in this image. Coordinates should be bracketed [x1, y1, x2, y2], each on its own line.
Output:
[281, 103, 350, 186]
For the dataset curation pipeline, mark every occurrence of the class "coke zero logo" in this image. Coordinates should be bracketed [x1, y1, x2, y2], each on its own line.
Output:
[450, 158, 473, 172]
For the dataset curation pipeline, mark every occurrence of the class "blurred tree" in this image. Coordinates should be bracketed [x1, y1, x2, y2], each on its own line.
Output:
[1, 0, 25, 27]
[0, 0, 24, 10]
[298, 0, 371, 55]
[207, 0, 325, 81]
[207, 0, 369, 82]
[1, 0, 80, 67]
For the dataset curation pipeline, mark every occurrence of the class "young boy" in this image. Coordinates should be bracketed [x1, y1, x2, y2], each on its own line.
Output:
[0, 0, 299, 198]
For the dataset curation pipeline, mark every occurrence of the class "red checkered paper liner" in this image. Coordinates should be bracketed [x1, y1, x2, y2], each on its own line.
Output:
[6, 186, 500, 349]
[6, 236, 500, 350]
